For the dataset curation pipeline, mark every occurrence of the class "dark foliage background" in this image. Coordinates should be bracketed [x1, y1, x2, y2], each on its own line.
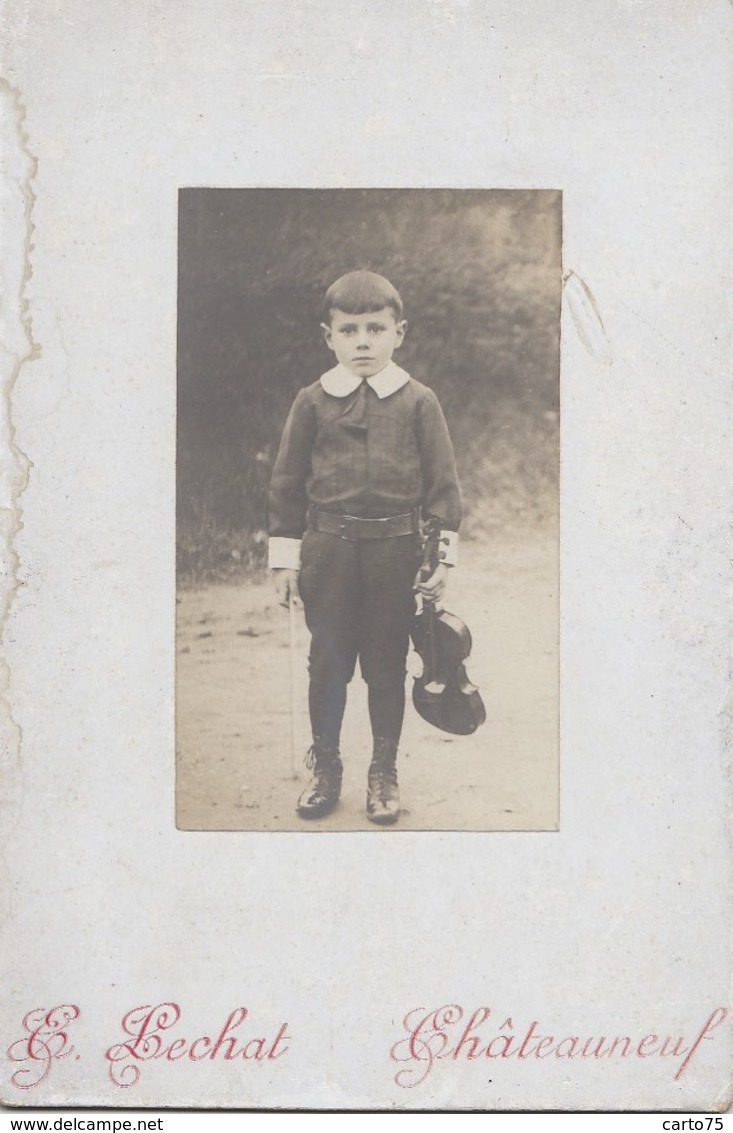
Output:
[177, 189, 561, 583]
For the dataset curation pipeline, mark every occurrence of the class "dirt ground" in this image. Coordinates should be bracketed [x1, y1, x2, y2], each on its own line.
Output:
[176, 526, 558, 832]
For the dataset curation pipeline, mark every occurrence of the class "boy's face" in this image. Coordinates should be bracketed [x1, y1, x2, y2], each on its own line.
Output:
[321, 307, 406, 379]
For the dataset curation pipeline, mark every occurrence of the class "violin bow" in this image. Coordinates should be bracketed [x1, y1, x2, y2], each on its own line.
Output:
[288, 590, 299, 779]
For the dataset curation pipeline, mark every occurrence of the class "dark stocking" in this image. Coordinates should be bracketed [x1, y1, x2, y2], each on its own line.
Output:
[309, 680, 347, 750]
[368, 683, 405, 743]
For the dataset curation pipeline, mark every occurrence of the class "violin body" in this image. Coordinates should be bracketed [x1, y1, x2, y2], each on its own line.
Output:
[410, 522, 486, 736]
[411, 608, 486, 734]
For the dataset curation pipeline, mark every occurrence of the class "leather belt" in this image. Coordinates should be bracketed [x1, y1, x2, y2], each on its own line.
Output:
[311, 509, 419, 540]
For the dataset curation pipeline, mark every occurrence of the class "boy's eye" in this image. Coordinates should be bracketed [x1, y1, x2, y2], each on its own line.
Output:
[334, 321, 387, 336]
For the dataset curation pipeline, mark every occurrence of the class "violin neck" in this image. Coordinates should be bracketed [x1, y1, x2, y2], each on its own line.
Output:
[420, 518, 441, 579]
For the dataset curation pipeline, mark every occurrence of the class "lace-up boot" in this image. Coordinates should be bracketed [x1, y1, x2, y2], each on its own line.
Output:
[296, 740, 343, 819]
[366, 737, 400, 825]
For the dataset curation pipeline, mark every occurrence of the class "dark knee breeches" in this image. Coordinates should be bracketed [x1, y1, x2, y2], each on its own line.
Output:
[298, 530, 422, 746]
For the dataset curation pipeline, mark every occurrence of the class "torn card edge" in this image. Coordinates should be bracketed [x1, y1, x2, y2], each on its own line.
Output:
[0, 78, 36, 838]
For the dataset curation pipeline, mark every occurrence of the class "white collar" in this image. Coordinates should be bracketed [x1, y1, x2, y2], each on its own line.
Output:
[320, 361, 410, 399]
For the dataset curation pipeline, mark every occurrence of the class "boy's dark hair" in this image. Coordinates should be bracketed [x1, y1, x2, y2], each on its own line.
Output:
[321, 270, 403, 323]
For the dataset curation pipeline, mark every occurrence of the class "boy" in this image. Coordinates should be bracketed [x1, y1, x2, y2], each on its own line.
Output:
[268, 271, 461, 825]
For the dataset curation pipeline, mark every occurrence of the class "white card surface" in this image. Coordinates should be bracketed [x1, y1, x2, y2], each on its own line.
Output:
[1, 0, 731, 1111]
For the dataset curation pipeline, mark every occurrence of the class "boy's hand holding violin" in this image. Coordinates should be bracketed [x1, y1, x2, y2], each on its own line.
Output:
[414, 561, 449, 607]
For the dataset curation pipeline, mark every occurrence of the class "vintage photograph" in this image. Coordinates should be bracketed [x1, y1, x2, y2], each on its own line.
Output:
[176, 188, 561, 832]
[3, 0, 730, 1112]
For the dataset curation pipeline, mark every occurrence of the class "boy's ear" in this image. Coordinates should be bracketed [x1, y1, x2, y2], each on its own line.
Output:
[321, 322, 334, 351]
[395, 318, 407, 347]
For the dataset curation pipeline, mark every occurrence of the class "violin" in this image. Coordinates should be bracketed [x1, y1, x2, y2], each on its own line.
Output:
[411, 521, 486, 736]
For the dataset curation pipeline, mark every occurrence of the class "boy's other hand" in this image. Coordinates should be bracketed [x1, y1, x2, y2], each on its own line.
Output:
[415, 562, 449, 606]
[273, 568, 300, 608]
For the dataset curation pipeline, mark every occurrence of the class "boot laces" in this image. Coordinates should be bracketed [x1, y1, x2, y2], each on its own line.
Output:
[304, 744, 340, 782]
[370, 762, 398, 802]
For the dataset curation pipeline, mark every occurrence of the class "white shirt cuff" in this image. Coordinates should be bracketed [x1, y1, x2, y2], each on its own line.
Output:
[268, 537, 302, 570]
[438, 529, 458, 567]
